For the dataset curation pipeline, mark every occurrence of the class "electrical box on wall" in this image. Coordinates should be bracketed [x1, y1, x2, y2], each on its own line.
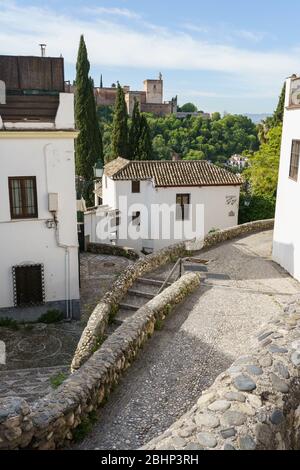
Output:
[48, 193, 58, 212]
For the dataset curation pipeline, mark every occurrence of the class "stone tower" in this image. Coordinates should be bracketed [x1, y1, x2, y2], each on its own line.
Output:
[143, 74, 163, 104]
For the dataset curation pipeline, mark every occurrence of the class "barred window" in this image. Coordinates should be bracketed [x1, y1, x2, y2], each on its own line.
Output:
[8, 176, 38, 219]
[289, 141, 300, 181]
[176, 194, 190, 221]
[12, 264, 45, 307]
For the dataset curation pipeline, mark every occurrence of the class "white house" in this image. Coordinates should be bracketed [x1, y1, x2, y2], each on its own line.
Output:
[0, 55, 80, 321]
[227, 154, 249, 171]
[273, 75, 300, 281]
[85, 157, 242, 253]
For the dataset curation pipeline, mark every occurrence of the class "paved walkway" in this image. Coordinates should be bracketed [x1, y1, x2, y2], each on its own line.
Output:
[75, 230, 300, 450]
[0, 253, 133, 402]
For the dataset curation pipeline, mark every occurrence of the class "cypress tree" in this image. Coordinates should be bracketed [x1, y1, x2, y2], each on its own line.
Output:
[138, 114, 153, 160]
[112, 83, 128, 158]
[128, 99, 141, 160]
[75, 35, 103, 206]
[273, 83, 286, 126]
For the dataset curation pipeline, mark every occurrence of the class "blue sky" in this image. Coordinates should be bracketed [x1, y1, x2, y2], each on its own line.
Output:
[1, 0, 300, 113]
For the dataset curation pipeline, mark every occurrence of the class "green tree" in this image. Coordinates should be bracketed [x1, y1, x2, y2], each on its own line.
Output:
[179, 102, 198, 112]
[273, 83, 286, 126]
[75, 35, 103, 206]
[128, 99, 141, 160]
[246, 125, 282, 198]
[138, 115, 153, 160]
[111, 83, 128, 158]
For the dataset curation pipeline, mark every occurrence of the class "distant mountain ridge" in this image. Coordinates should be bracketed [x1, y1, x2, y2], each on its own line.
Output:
[244, 113, 272, 124]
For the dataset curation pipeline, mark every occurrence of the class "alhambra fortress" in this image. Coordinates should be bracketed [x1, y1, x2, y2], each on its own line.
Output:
[69, 74, 178, 116]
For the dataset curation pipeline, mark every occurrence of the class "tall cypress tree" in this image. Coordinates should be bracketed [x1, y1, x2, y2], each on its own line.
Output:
[273, 83, 286, 126]
[138, 114, 153, 161]
[128, 99, 141, 160]
[75, 35, 103, 206]
[112, 83, 128, 158]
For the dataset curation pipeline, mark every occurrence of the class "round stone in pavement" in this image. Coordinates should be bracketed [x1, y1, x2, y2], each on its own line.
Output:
[185, 442, 204, 451]
[270, 409, 284, 425]
[221, 410, 247, 427]
[274, 362, 290, 379]
[220, 428, 236, 439]
[208, 400, 231, 412]
[233, 374, 256, 392]
[238, 435, 256, 450]
[246, 365, 263, 376]
[224, 391, 246, 402]
[224, 444, 236, 450]
[291, 351, 300, 367]
[196, 432, 217, 448]
[270, 373, 289, 393]
[195, 413, 220, 429]
[269, 345, 288, 354]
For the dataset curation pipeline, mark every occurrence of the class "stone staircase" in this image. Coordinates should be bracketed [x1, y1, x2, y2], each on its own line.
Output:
[107, 271, 178, 334]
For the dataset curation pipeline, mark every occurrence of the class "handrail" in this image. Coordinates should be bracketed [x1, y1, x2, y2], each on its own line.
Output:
[157, 257, 184, 294]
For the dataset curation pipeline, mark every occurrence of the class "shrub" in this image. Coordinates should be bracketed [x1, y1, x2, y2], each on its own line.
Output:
[0, 317, 19, 330]
[50, 372, 67, 389]
[38, 309, 64, 324]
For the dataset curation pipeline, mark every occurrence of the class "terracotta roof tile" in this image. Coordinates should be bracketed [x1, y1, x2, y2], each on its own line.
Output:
[104, 157, 243, 187]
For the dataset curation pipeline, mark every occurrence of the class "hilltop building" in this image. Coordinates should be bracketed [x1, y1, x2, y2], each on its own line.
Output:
[69, 74, 177, 117]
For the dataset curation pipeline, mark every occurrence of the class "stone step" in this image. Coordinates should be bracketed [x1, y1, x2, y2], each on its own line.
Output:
[127, 289, 155, 300]
[137, 277, 172, 287]
[119, 303, 139, 311]
[116, 309, 136, 322]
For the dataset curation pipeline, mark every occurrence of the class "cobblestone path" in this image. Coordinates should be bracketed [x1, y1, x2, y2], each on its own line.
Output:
[74, 230, 300, 450]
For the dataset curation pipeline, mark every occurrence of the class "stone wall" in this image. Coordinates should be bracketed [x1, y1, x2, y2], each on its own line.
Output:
[0, 273, 200, 450]
[72, 219, 274, 371]
[71, 241, 188, 371]
[87, 242, 139, 261]
[143, 299, 300, 451]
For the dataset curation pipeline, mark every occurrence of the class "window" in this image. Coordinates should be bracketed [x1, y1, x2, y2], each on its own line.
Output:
[132, 181, 140, 193]
[132, 211, 141, 226]
[8, 176, 38, 219]
[12, 264, 45, 307]
[289, 141, 300, 181]
[176, 194, 190, 221]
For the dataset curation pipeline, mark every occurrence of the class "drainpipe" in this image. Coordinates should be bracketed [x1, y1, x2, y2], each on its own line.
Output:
[44, 145, 77, 320]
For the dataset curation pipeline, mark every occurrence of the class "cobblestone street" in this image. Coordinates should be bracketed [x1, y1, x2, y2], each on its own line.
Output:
[0, 253, 133, 402]
[74, 230, 300, 450]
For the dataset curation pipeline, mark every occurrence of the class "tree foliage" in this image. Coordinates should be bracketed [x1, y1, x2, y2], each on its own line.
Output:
[111, 83, 128, 158]
[138, 114, 153, 160]
[178, 102, 198, 112]
[128, 99, 141, 160]
[75, 35, 103, 205]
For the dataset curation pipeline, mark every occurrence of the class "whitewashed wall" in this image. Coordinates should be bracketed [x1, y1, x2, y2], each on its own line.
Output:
[273, 78, 300, 281]
[91, 175, 240, 252]
[0, 137, 79, 318]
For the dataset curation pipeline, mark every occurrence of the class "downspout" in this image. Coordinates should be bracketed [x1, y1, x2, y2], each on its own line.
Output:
[44, 145, 77, 320]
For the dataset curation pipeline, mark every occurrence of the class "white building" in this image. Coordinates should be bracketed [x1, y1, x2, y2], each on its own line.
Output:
[85, 157, 242, 253]
[273, 75, 300, 281]
[0, 55, 80, 321]
[227, 154, 249, 171]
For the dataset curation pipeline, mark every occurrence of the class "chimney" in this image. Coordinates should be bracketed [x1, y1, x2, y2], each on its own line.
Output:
[39, 44, 46, 57]
[171, 151, 181, 161]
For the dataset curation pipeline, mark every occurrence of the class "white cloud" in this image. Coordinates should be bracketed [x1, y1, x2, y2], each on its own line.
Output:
[84, 6, 141, 20]
[0, 0, 298, 94]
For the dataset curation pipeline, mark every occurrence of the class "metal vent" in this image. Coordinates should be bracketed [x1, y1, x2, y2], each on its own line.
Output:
[12, 264, 45, 307]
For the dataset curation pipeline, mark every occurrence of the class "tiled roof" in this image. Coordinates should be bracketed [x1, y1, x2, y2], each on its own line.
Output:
[104, 157, 243, 187]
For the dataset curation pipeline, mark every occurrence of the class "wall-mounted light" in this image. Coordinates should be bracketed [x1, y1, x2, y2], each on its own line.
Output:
[94, 160, 104, 179]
